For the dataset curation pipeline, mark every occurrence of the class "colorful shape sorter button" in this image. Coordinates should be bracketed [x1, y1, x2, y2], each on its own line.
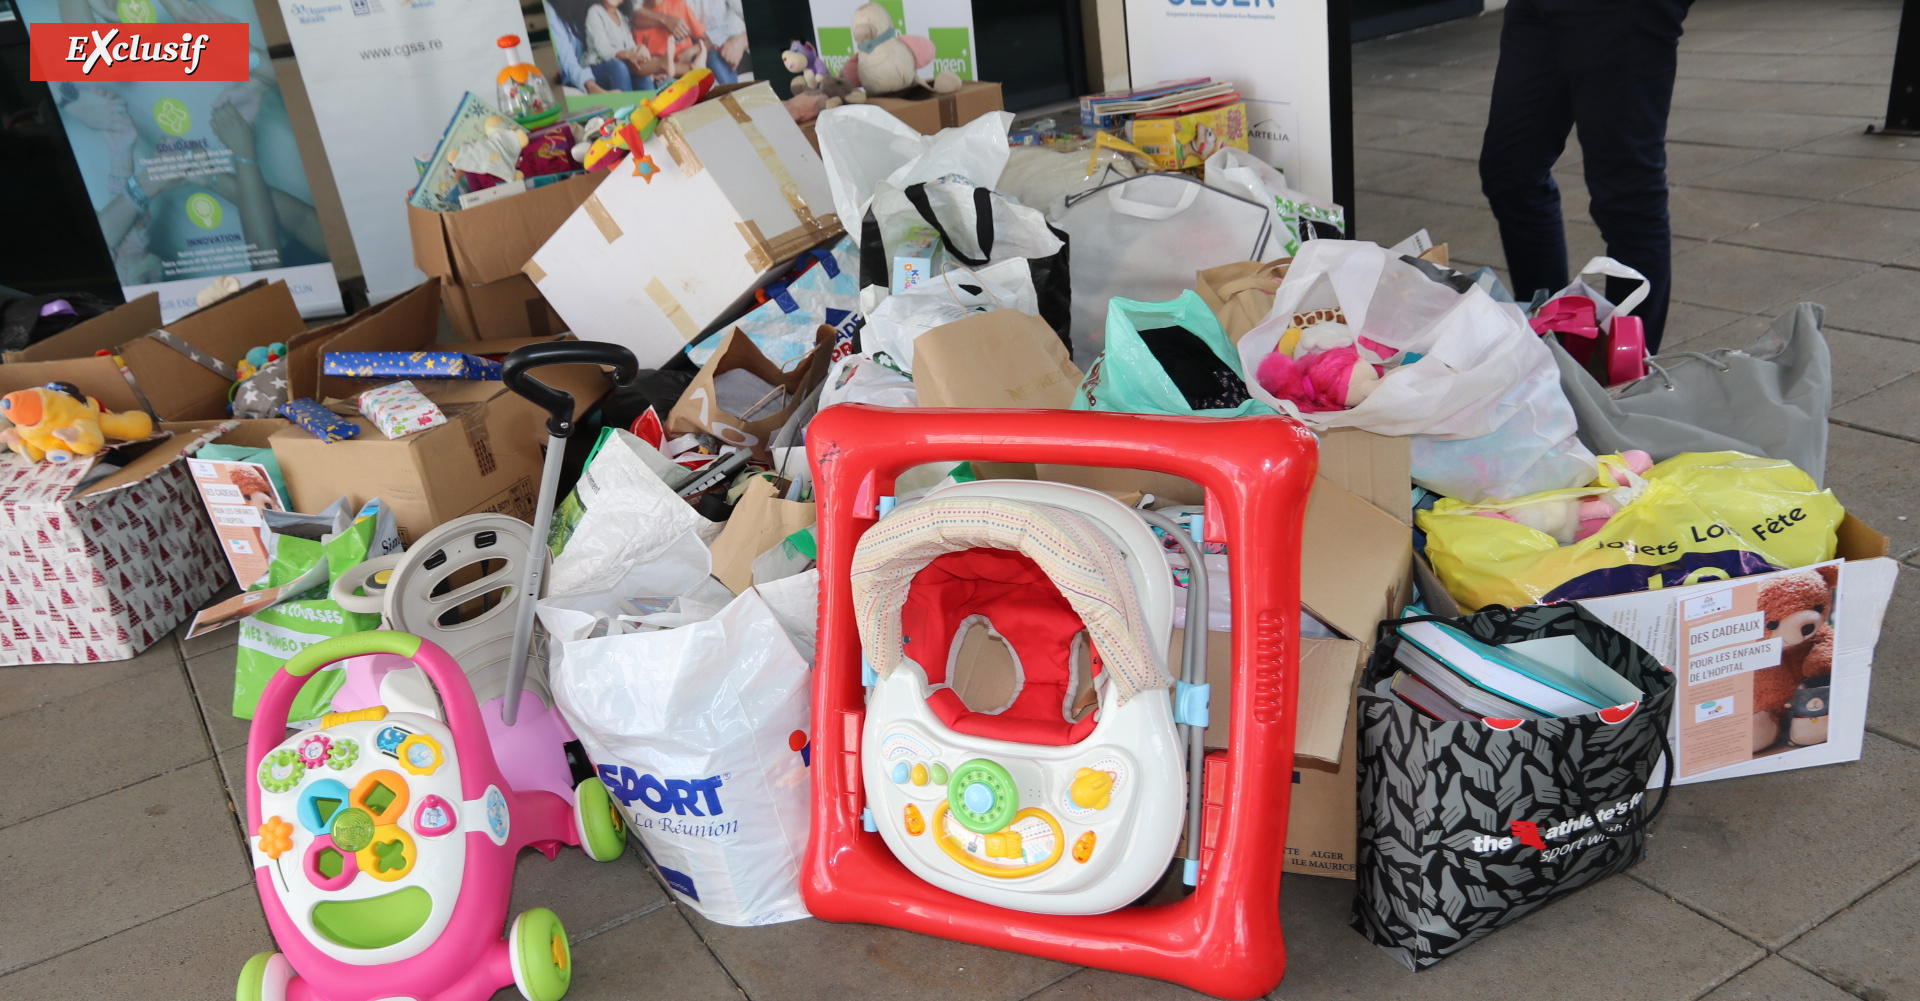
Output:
[327, 738, 360, 770]
[258, 750, 304, 794]
[413, 795, 456, 837]
[304, 835, 359, 891]
[296, 734, 333, 770]
[396, 733, 443, 776]
[298, 778, 353, 835]
[358, 825, 417, 882]
[352, 771, 410, 825]
[330, 807, 376, 853]
[258, 815, 294, 859]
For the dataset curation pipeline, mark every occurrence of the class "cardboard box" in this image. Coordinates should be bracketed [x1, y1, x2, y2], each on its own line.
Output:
[1198, 697, 1361, 882]
[865, 81, 1006, 136]
[269, 359, 611, 545]
[409, 171, 603, 341]
[1129, 101, 1250, 171]
[0, 424, 235, 664]
[4, 283, 307, 421]
[526, 82, 842, 366]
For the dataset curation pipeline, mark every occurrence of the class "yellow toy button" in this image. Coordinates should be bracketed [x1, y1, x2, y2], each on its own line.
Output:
[396, 734, 444, 776]
[1070, 768, 1114, 810]
[357, 825, 417, 882]
[903, 803, 925, 837]
[910, 763, 929, 786]
[322, 706, 388, 729]
[1073, 830, 1096, 863]
[984, 829, 1024, 859]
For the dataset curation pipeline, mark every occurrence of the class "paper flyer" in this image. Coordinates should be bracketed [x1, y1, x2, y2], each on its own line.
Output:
[1578, 558, 1896, 785]
[186, 455, 286, 588]
[16, 0, 341, 320]
[184, 557, 327, 638]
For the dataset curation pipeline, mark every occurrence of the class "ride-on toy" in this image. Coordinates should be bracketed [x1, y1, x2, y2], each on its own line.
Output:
[804, 405, 1316, 1000]
[237, 631, 629, 1001]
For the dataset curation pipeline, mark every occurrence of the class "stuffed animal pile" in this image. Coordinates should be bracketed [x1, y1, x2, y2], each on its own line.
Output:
[1, 384, 154, 464]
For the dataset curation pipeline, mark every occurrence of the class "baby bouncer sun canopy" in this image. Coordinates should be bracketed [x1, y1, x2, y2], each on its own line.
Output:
[850, 496, 1174, 710]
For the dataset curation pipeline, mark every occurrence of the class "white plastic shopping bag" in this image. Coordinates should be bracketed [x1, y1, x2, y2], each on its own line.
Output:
[861, 258, 1038, 375]
[817, 105, 1015, 235]
[1238, 240, 1596, 500]
[1202, 147, 1346, 259]
[549, 588, 813, 926]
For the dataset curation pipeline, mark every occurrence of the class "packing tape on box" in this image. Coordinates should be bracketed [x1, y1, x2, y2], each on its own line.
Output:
[144, 327, 239, 381]
[583, 194, 624, 243]
[644, 278, 701, 340]
[524, 261, 547, 283]
[737, 220, 774, 272]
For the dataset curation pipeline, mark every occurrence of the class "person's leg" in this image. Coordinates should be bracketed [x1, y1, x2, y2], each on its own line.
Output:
[1568, 0, 1689, 351]
[705, 47, 739, 84]
[591, 59, 634, 91]
[1479, 0, 1578, 304]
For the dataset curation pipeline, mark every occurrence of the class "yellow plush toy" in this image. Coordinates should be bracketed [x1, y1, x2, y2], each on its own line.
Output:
[0, 384, 154, 464]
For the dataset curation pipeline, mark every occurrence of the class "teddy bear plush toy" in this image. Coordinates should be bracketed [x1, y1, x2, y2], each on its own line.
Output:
[841, 1, 961, 98]
[1, 383, 154, 463]
[1751, 564, 1839, 752]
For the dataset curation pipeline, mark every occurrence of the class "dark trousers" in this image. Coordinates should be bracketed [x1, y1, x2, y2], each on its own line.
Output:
[1480, 0, 1690, 351]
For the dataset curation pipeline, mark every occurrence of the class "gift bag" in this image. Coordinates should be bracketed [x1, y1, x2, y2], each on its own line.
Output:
[1353, 604, 1673, 970]
[1074, 291, 1274, 418]
[1555, 303, 1833, 483]
[668, 326, 835, 459]
[1195, 259, 1289, 343]
[859, 177, 1071, 340]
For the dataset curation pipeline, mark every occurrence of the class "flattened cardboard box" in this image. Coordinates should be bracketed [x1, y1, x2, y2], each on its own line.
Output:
[526, 81, 841, 366]
[0, 425, 234, 665]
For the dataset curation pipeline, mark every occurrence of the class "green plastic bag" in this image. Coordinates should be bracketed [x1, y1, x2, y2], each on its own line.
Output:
[231, 501, 394, 720]
[1072, 291, 1276, 418]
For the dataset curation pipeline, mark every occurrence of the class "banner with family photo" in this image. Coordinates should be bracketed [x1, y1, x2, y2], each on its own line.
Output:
[808, 0, 974, 82]
[540, 0, 751, 98]
[17, 0, 341, 319]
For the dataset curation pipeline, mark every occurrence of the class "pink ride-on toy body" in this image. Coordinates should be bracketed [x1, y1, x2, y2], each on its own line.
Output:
[802, 405, 1318, 1000]
[239, 631, 629, 1001]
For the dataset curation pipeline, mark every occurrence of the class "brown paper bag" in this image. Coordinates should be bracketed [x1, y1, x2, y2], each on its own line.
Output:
[668, 325, 833, 459]
[1195, 259, 1291, 344]
[911, 309, 1082, 409]
[707, 475, 817, 594]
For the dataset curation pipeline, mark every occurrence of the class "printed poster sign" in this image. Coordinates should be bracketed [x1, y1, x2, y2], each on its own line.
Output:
[808, 0, 975, 82]
[17, 0, 341, 320]
[186, 455, 284, 588]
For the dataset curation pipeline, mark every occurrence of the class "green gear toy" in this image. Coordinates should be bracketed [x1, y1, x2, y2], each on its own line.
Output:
[258, 749, 305, 794]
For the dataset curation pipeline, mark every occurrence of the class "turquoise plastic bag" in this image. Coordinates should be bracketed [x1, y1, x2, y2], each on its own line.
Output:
[1073, 291, 1276, 418]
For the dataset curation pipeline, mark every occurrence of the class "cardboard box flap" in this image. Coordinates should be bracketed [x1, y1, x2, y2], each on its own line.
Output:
[1301, 475, 1413, 646]
[73, 424, 228, 498]
[1317, 428, 1412, 525]
[442, 172, 607, 284]
[7, 292, 162, 362]
[0, 358, 143, 415]
[116, 282, 306, 421]
[312, 281, 444, 401]
[408, 203, 456, 280]
[1837, 512, 1888, 560]
[1174, 629, 1362, 764]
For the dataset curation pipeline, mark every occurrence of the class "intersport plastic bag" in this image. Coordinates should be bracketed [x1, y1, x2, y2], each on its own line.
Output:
[550, 588, 812, 926]
[1420, 451, 1842, 609]
[1239, 240, 1596, 501]
[686, 239, 862, 371]
[1074, 291, 1275, 417]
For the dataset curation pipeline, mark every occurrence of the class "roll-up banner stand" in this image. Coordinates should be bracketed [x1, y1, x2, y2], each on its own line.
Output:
[18, 0, 344, 320]
[1125, 0, 1355, 230]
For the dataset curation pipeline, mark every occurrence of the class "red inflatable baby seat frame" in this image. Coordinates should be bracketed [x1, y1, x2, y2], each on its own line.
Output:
[804, 405, 1318, 1000]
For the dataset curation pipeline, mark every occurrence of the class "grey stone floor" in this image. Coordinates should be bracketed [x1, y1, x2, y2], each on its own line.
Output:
[7, 1, 1920, 998]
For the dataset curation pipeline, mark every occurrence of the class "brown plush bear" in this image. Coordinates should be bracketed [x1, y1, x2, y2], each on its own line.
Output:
[1750, 565, 1838, 752]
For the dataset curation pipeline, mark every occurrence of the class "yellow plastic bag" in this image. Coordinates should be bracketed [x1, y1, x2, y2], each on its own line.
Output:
[1419, 451, 1841, 609]
[1646, 452, 1842, 569]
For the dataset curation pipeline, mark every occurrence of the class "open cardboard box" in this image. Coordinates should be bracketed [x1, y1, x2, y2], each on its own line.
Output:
[6, 282, 307, 422]
[409, 171, 604, 340]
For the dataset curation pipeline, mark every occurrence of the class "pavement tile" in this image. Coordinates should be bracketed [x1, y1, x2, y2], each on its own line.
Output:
[1358, 153, 1490, 209]
[0, 665, 209, 830]
[1824, 424, 1920, 558]
[683, 910, 1074, 1001]
[1788, 266, 1920, 341]
[564, 905, 743, 1001]
[1865, 566, 1920, 749]
[176, 583, 241, 660]
[1352, 113, 1440, 145]
[1354, 191, 1508, 267]
[1782, 861, 1920, 1000]
[0, 762, 250, 975]
[1350, 87, 1489, 129]
[1795, 129, 1920, 161]
[1632, 734, 1920, 947]
[0, 641, 178, 722]
[1677, 53, 1887, 86]
[1668, 110, 1871, 151]
[1668, 242, 1873, 315]
[1667, 186, 1814, 242]
[0, 886, 271, 1001]
[1658, 301, 1753, 346]
[507, 838, 669, 943]
[1666, 142, 1774, 185]
[1761, 83, 1896, 118]
[1358, 120, 1487, 162]
[1697, 956, 1857, 1001]
[1826, 329, 1920, 407]
[1670, 77, 1801, 113]
[1834, 372, 1920, 439]
[185, 646, 251, 752]
[1688, 28, 1871, 55]
[1685, 151, 1919, 200]
[1270, 872, 1761, 1000]
[1722, 201, 1920, 263]
[1352, 62, 1462, 92]
[1847, 169, 1920, 212]
[1026, 969, 1208, 1000]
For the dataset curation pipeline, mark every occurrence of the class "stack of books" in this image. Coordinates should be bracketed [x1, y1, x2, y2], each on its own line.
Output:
[1388, 620, 1643, 723]
[1079, 79, 1243, 128]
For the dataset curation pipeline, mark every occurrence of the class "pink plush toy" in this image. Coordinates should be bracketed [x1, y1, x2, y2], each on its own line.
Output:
[1254, 345, 1383, 413]
[1471, 450, 1654, 543]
